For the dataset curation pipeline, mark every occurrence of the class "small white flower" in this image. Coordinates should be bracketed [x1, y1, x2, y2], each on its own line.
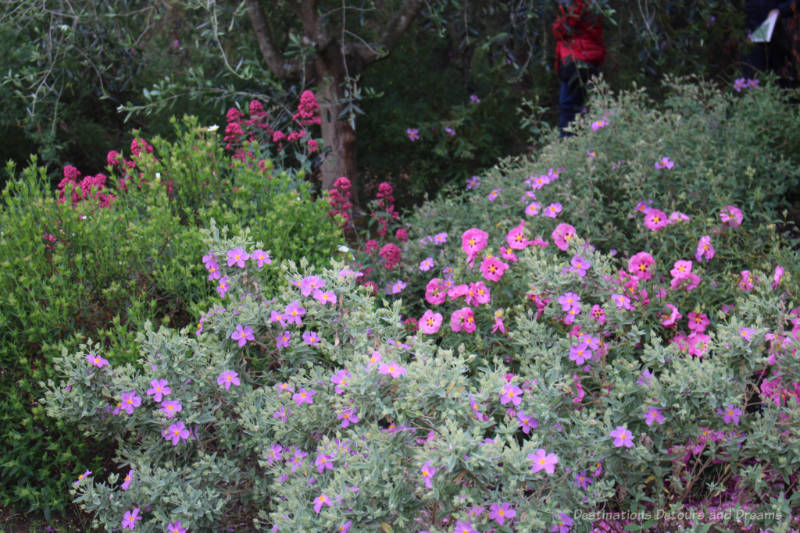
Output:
[207, 124, 219, 132]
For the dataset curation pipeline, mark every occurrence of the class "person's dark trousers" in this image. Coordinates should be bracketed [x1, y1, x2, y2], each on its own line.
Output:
[558, 60, 599, 137]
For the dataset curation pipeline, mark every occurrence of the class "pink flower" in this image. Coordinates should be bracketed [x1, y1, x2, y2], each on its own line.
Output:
[643, 208, 669, 231]
[528, 448, 558, 474]
[118, 391, 141, 415]
[378, 361, 407, 378]
[644, 407, 665, 426]
[217, 370, 241, 390]
[161, 400, 181, 418]
[739, 270, 754, 291]
[773, 265, 785, 288]
[251, 249, 271, 268]
[506, 220, 530, 250]
[721, 403, 742, 425]
[406, 128, 420, 141]
[448, 283, 469, 301]
[654, 157, 674, 169]
[720, 205, 743, 227]
[695, 235, 715, 262]
[146, 379, 171, 403]
[558, 292, 580, 311]
[462, 228, 489, 263]
[611, 293, 632, 310]
[87, 353, 109, 368]
[420, 310, 443, 334]
[466, 281, 491, 306]
[491, 308, 506, 334]
[740, 327, 756, 341]
[450, 307, 476, 333]
[610, 425, 634, 447]
[226, 248, 249, 268]
[543, 203, 562, 218]
[525, 201, 542, 216]
[489, 502, 517, 525]
[379, 243, 402, 270]
[121, 508, 141, 530]
[217, 276, 230, 298]
[425, 278, 447, 305]
[338, 408, 359, 428]
[313, 289, 337, 305]
[421, 460, 436, 488]
[660, 304, 682, 328]
[628, 251, 655, 280]
[330, 369, 351, 394]
[313, 493, 332, 513]
[231, 324, 255, 347]
[164, 421, 190, 446]
[293, 388, 315, 405]
[480, 256, 509, 282]
[687, 311, 710, 333]
[590, 304, 606, 325]
[552, 223, 576, 251]
[500, 383, 523, 406]
[419, 257, 434, 271]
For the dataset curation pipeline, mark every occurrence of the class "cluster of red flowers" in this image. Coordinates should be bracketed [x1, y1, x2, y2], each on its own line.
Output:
[57, 165, 115, 208]
[327, 176, 353, 226]
[372, 182, 399, 237]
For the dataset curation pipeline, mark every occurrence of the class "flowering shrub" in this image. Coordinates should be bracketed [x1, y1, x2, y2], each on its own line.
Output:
[0, 116, 341, 516]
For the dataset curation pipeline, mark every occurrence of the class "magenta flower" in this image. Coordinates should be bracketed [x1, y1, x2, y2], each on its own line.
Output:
[366, 350, 383, 371]
[721, 403, 742, 425]
[406, 128, 420, 141]
[591, 118, 607, 130]
[466, 281, 491, 306]
[166, 522, 186, 533]
[161, 400, 182, 418]
[489, 502, 517, 525]
[425, 278, 447, 305]
[574, 471, 592, 490]
[558, 292, 581, 311]
[217, 370, 240, 390]
[552, 223, 577, 251]
[251, 249, 272, 267]
[119, 391, 141, 415]
[145, 378, 170, 403]
[433, 232, 448, 245]
[226, 248, 249, 268]
[488, 188, 502, 202]
[121, 508, 141, 530]
[611, 293, 632, 310]
[644, 407, 665, 426]
[121, 469, 134, 490]
[525, 201, 542, 216]
[419, 257, 434, 271]
[290, 448, 307, 472]
[528, 448, 558, 474]
[276, 330, 291, 349]
[461, 228, 489, 263]
[205, 259, 221, 281]
[164, 421, 190, 446]
[628, 251, 655, 280]
[420, 309, 443, 334]
[661, 304, 682, 328]
[285, 300, 306, 326]
[269, 310, 287, 327]
[687, 311, 710, 332]
[378, 361, 407, 378]
[315, 453, 334, 473]
[338, 521, 352, 533]
[610, 425, 634, 447]
[590, 304, 606, 324]
[453, 520, 478, 533]
[570, 255, 590, 276]
[303, 330, 321, 347]
[266, 443, 283, 466]
[480, 256, 509, 282]
[293, 388, 315, 405]
[506, 220, 529, 249]
[695, 235, 715, 262]
[338, 408, 359, 428]
[86, 353, 109, 368]
[231, 324, 255, 347]
[773, 265, 785, 288]
[450, 307, 476, 333]
[500, 383, 523, 406]
[421, 460, 436, 488]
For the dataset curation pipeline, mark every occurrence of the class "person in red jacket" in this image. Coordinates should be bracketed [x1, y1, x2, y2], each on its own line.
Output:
[553, 0, 606, 136]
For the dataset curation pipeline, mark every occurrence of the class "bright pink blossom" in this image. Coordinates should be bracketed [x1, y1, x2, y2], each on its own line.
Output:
[552, 223, 576, 251]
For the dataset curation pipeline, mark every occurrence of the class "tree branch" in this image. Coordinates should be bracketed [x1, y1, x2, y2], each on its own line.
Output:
[347, 0, 423, 65]
[244, 0, 298, 78]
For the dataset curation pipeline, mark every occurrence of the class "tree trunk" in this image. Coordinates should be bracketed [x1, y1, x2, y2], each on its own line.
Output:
[316, 58, 358, 193]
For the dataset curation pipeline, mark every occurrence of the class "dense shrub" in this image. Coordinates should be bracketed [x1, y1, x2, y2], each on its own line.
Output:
[0, 116, 341, 517]
[46, 79, 800, 531]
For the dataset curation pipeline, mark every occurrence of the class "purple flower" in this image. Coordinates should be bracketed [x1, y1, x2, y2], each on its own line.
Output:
[146, 379, 171, 403]
[266, 443, 283, 466]
[293, 388, 315, 405]
[303, 330, 321, 347]
[290, 448, 307, 472]
[217, 370, 241, 390]
[469, 94, 481, 104]
[489, 502, 516, 525]
[161, 400, 182, 418]
[528, 448, 558, 474]
[569, 343, 592, 365]
[466, 176, 481, 190]
[453, 519, 477, 533]
[299, 275, 325, 296]
[164, 420, 190, 446]
[251, 249, 271, 268]
[573, 471, 592, 489]
[166, 522, 186, 533]
[313, 289, 337, 305]
[269, 310, 287, 327]
[558, 292, 580, 311]
[217, 276, 230, 298]
[226, 248, 249, 268]
[231, 324, 255, 347]
[419, 257, 434, 271]
[570, 255, 590, 276]
[119, 391, 142, 415]
[121, 508, 141, 530]
[285, 300, 306, 326]
[313, 493, 332, 513]
[338, 408, 359, 428]
[517, 411, 538, 434]
[433, 232, 448, 245]
[721, 403, 742, 425]
[315, 453, 334, 473]
[330, 369, 351, 394]
[444, 126, 456, 136]
[421, 460, 436, 488]
[338, 521, 352, 533]
[500, 384, 523, 406]
[552, 512, 573, 533]
[86, 353, 109, 368]
[406, 128, 420, 141]
[610, 425, 634, 448]
[121, 469, 134, 490]
[378, 361, 407, 378]
[74, 469, 91, 485]
[654, 157, 674, 169]
[739, 327, 756, 342]
[644, 407, 665, 426]
[276, 330, 291, 349]
[543, 202, 562, 218]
